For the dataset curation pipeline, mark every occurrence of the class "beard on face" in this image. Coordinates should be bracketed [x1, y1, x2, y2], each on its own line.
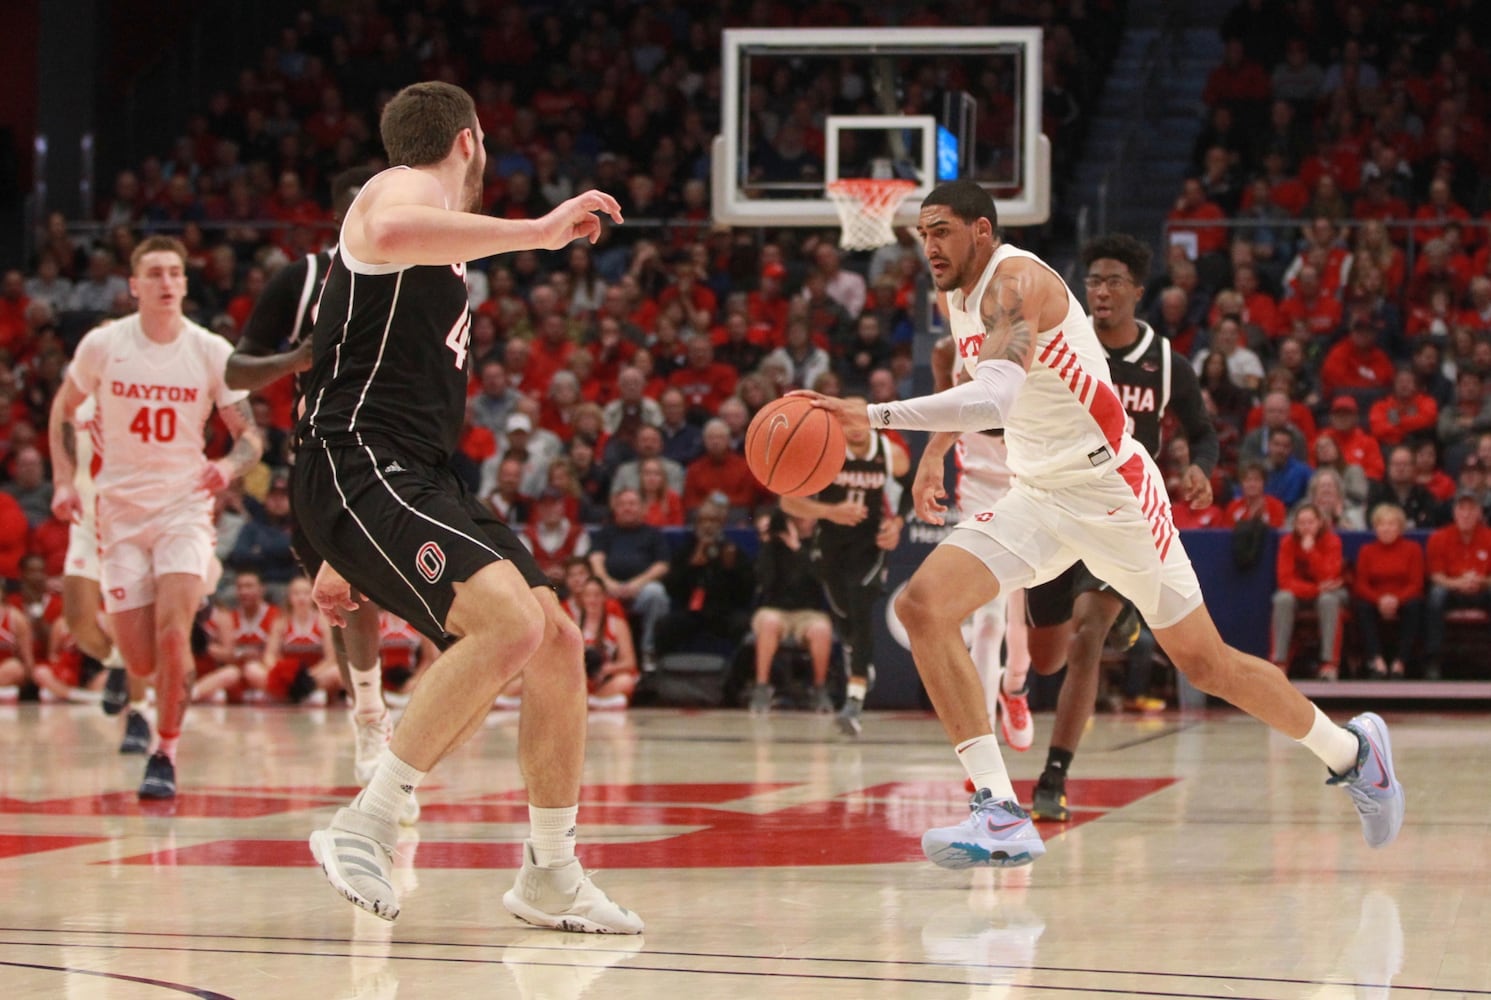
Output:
[462, 152, 484, 213]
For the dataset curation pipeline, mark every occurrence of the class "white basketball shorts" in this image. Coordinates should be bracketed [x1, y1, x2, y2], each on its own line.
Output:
[63, 493, 100, 583]
[943, 446, 1203, 629]
[97, 494, 218, 613]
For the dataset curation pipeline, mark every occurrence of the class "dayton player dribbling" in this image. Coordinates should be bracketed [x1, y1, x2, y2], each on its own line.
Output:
[801, 179, 1404, 869]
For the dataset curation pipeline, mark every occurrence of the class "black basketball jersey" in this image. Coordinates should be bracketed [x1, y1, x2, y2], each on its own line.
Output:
[1100, 320, 1216, 474]
[298, 245, 472, 466]
[812, 430, 895, 553]
[237, 249, 332, 405]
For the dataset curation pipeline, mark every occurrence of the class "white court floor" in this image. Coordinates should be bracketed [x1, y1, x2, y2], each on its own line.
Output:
[0, 702, 1487, 999]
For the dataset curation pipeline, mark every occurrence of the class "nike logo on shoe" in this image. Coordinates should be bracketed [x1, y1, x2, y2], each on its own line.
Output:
[984, 817, 1028, 835]
[1106, 507, 1121, 516]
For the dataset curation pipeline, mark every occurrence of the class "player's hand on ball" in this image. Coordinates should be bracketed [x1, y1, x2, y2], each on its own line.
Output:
[313, 563, 360, 627]
[790, 390, 870, 437]
[913, 455, 948, 525]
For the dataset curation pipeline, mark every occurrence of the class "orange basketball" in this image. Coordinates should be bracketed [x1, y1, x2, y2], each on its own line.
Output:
[745, 396, 847, 498]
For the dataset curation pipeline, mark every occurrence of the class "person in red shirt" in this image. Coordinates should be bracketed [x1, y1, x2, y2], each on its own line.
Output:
[1278, 265, 1343, 342]
[1351, 503, 1424, 680]
[526, 313, 577, 395]
[1320, 321, 1395, 400]
[1225, 463, 1288, 528]
[682, 419, 760, 518]
[1202, 39, 1271, 121]
[747, 263, 791, 347]
[1416, 439, 1457, 502]
[1422, 492, 1491, 679]
[1319, 395, 1385, 481]
[1368, 368, 1439, 447]
[1411, 178, 1472, 248]
[667, 335, 738, 422]
[1270, 503, 1348, 679]
[1166, 178, 1228, 259]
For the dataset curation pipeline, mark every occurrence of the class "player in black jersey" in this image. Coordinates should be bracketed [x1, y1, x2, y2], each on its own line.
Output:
[1023, 234, 1219, 822]
[292, 81, 639, 933]
[224, 167, 415, 805]
[781, 426, 910, 735]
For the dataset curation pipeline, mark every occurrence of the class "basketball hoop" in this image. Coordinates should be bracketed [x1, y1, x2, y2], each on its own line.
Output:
[826, 178, 917, 251]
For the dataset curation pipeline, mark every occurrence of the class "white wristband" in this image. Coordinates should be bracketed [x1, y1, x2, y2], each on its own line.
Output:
[867, 359, 1027, 432]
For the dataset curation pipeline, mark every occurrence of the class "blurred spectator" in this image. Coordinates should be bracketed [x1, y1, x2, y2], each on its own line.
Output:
[1297, 466, 1367, 532]
[1263, 427, 1314, 507]
[1202, 38, 1272, 133]
[1318, 397, 1385, 484]
[637, 456, 685, 528]
[1367, 445, 1441, 530]
[469, 359, 521, 440]
[588, 489, 670, 668]
[227, 473, 297, 585]
[1319, 321, 1394, 401]
[763, 318, 831, 391]
[1150, 286, 1199, 355]
[484, 455, 532, 525]
[655, 497, 754, 657]
[1368, 368, 1439, 448]
[747, 507, 833, 715]
[1239, 390, 1309, 466]
[1440, 455, 1491, 525]
[655, 387, 704, 467]
[683, 419, 760, 522]
[713, 309, 768, 374]
[1416, 440, 1457, 504]
[1278, 265, 1343, 343]
[1166, 177, 1229, 266]
[24, 254, 74, 311]
[521, 487, 591, 585]
[807, 243, 865, 321]
[1311, 434, 1370, 508]
[1270, 502, 1347, 680]
[1422, 492, 1491, 680]
[1351, 503, 1424, 681]
[1437, 369, 1491, 453]
[1225, 462, 1287, 527]
[68, 251, 130, 315]
[1192, 317, 1263, 394]
[2, 447, 52, 528]
[1270, 37, 1324, 110]
[609, 424, 685, 499]
[573, 574, 639, 710]
[668, 335, 738, 423]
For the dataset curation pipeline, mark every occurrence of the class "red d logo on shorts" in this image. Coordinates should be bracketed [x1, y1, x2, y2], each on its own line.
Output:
[416, 542, 446, 584]
[110, 588, 126, 601]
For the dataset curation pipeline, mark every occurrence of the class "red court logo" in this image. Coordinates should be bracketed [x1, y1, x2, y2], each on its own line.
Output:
[415, 542, 446, 583]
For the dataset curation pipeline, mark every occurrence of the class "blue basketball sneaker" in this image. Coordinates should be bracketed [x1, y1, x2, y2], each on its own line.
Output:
[1327, 712, 1405, 849]
[922, 789, 1046, 869]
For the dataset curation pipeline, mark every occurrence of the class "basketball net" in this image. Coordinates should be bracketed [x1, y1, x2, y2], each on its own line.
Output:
[826, 178, 917, 251]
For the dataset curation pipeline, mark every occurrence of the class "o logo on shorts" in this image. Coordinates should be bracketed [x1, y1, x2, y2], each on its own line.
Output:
[416, 542, 446, 583]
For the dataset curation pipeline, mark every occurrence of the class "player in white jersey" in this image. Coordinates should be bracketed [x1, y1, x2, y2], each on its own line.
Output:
[930, 336, 1033, 752]
[49, 235, 264, 800]
[49, 391, 152, 749]
[800, 179, 1403, 868]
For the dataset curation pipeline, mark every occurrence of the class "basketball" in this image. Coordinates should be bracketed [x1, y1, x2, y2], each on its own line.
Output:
[745, 396, 847, 497]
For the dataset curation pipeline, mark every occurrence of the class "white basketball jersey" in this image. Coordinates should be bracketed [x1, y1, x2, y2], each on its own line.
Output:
[66, 315, 247, 508]
[945, 244, 1130, 485]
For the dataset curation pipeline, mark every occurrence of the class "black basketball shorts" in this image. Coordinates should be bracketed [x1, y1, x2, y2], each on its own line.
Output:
[1024, 559, 1126, 629]
[291, 438, 551, 648]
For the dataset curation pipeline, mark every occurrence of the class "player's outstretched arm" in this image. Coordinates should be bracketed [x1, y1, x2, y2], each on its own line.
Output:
[352, 170, 623, 266]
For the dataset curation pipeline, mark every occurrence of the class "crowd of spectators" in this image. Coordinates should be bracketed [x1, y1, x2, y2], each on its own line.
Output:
[5, 0, 1491, 694]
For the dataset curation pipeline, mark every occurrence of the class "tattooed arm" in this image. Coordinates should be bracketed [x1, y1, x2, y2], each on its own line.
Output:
[200, 398, 266, 494]
[47, 379, 87, 521]
[974, 259, 1047, 371]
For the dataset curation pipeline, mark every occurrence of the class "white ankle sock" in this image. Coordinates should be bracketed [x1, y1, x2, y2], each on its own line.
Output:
[1296, 706, 1362, 775]
[846, 678, 867, 702]
[955, 734, 1016, 801]
[349, 661, 385, 720]
[356, 750, 425, 826]
[529, 804, 578, 867]
[128, 698, 149, 715]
